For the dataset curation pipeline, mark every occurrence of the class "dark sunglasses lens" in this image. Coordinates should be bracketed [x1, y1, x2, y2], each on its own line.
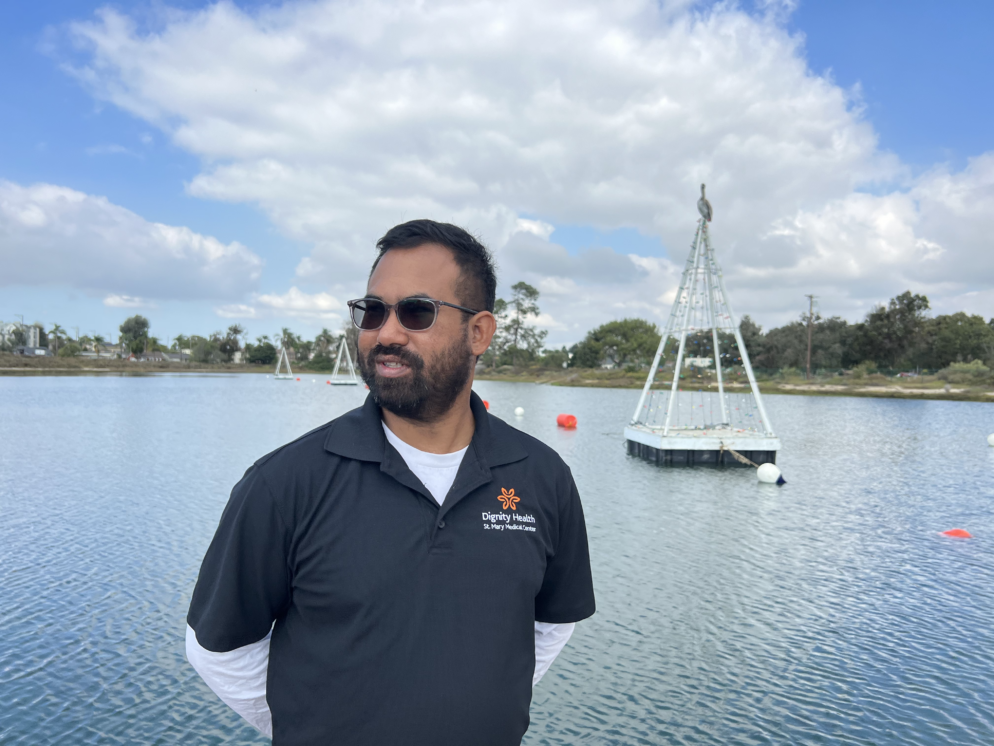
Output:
[397, 299, 437, 331]
[353, 300, 387, 330]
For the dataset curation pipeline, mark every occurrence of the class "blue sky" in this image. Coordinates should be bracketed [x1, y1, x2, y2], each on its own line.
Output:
[2, 0, 992, 346]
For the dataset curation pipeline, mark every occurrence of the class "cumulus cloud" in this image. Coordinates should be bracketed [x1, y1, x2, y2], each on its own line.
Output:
[216, 287, 344, 323]
[103, 294, 151, 308]
[0, 180, 263, 301]
[60, 0, 994, 341]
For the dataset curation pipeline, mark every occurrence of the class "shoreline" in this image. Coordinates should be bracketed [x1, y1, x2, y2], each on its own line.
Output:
[474, 370, 994, 403]
[3, 360, 993, 403]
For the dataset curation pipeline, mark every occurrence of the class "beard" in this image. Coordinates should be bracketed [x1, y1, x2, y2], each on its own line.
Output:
[358, 330, 473, 423]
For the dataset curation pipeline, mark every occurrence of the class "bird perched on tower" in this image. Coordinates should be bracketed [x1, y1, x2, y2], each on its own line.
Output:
[697, 183, 713, 222]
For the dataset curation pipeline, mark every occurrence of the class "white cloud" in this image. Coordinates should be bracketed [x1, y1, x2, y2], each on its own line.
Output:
[0, 180, 263, 302]
[215, 303, 257, 319]
[216, 287, 345, 323]
[60, 0, 994, 342]
[85, 143, 138, 157]
[103, 294, 151, 308]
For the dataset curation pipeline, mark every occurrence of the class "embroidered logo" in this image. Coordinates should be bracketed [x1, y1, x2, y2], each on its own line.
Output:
[498, 488, 520, 510]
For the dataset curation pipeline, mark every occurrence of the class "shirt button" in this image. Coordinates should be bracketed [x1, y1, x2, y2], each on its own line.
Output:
[437, 520, 446, 529]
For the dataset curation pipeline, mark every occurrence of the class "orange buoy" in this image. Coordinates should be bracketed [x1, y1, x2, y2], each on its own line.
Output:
[483, 400, 490, 410]
[326, 380, 330, 384]
[557, 414, 577, 429]
[296, 377, 300, 381]
[942, 528, 972, 539]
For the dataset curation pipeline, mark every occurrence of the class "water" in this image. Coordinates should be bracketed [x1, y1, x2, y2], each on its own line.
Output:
[1, 374, 993, 745]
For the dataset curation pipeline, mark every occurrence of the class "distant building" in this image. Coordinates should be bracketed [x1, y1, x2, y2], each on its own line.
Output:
[232, 350, 244, 364]
[0, 323, 43, 350]
[14, 346, 53, 357]
[163, 352, 191, 363]
[0, 322, 17, 348]
[139, 351, 166, 363]
[684, 356, 713, 369]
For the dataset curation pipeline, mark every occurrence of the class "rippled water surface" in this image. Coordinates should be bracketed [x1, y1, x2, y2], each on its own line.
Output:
[2, 374, 993, 745]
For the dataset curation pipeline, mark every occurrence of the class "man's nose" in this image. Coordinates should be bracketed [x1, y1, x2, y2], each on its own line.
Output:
[376, 307, 410, 347]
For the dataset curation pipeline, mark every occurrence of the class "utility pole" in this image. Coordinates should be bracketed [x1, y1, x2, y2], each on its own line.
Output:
[805, 294, 816, 380]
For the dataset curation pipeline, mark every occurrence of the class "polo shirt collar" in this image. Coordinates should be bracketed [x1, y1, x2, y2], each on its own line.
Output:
[323, 390, 528, 470]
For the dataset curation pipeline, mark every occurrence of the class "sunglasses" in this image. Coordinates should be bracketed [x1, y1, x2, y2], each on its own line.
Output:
[347, 297, 481, 332]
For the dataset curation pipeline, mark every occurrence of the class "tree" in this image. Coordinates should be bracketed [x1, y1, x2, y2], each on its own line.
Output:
[58, 343, 81, 358]
[315, 328, 336, 356]
[570, 319, 661, 369]
[848, 291, 930, 369]
[218, 324, 244, 362]
[753, 315, 854, 372]
[501, 282, 547, 367]
[246, 336, 277, 365]
[921, 312, 994, 370]
[120, 315, 150, 355]
[191, 334, 223, 364]
[278, 327, 304, 360]
[49, 323, 66, 354]
[486, 298, 510, 368]
[537, 346, 571, 369]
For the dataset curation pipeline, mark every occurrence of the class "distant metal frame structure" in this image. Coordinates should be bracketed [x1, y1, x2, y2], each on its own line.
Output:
[330, 336, 360, 386]
[624, 213, 781, 466]
[274, 345, 294, 379]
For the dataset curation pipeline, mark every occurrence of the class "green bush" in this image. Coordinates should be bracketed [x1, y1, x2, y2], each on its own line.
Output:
[850, 361, 878, 379]
[778, 366, 801, 379]
[305, 353, 335, 372]
[58, 343, 81, 358]
[937, 360, 991, 384]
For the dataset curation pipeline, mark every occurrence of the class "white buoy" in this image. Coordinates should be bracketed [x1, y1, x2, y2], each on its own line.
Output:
[514, 407, 525, 417]
[757, 463, 782, 484]
[988, 433, 994, 447]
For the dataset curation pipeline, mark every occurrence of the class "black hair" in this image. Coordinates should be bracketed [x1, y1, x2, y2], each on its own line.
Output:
[372, 219, 498, 314]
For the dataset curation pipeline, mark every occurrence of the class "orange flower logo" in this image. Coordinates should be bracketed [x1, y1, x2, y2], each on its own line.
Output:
[498, 488, 520, 510]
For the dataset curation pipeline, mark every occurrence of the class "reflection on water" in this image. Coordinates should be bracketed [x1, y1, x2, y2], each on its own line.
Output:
[1, 375, 993, 745]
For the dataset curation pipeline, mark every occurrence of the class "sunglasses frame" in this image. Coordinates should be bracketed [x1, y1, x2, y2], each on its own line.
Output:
[347, 296, 481, 332]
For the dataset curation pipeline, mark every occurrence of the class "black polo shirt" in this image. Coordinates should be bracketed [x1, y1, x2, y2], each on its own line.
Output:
[188, 392, 596, 746]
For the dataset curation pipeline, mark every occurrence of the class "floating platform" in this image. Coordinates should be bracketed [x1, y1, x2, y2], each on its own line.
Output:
[624, 424, 779, 467]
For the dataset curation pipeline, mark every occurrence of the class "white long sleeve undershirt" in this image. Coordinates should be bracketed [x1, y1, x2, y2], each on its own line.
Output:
[187, 423, 577, 736]
[187, 620, 574, 737]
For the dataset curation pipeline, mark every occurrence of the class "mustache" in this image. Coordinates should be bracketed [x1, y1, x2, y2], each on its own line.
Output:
[365, 344, 424, 371]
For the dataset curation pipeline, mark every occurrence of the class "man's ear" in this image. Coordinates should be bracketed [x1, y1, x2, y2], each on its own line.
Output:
[469, 312, 497, 357]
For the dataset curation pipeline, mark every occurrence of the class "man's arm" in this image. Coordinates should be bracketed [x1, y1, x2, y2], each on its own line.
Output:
[533, 622, 575, 686]
[186, 466, 290, 731]
[186, 625, 273, 736]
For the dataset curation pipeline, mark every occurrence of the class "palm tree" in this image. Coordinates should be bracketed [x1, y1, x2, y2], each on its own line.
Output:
[316, 327, 335, 355]
[91, 334, 105, 354]
[50, 324, 66, 354]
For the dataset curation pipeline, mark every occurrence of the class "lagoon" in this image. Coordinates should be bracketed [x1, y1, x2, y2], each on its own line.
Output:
[1, 374, 993, 744]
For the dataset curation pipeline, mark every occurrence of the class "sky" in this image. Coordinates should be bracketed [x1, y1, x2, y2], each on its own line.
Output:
[2, 0, 992, 348]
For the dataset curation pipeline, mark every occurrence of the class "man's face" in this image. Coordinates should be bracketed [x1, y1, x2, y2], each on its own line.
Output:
[357, 243, 476, 422]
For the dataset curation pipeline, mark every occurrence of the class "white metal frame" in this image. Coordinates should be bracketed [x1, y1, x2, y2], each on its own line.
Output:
[628, 217, 776, 445]
[274, 345, 294, 379]
[330, 336, 360, 385]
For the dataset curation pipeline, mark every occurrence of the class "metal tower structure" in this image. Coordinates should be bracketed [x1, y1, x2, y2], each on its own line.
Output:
[274, 344, 294, 379]
[624, 199, 780, 466]
[329, 336, 360, 385]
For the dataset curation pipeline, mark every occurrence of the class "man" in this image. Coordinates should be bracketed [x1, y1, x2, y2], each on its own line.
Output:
[186, 219, 596, 745]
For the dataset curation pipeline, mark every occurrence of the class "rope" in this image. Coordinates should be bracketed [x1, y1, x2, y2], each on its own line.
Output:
[720, 443, 758, 467]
